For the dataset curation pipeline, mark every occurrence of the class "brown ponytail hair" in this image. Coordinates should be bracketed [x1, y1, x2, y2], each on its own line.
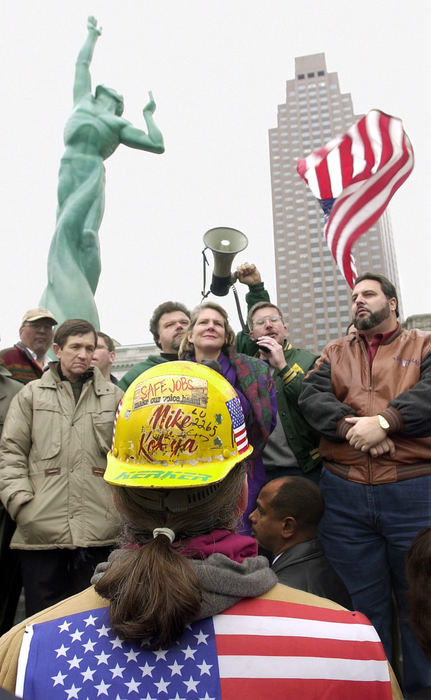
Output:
[95, 463, 246, 647]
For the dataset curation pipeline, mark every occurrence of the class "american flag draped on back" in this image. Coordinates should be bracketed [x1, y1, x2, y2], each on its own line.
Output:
[16, 599, 394, 699]
[296, 109, 414, 288]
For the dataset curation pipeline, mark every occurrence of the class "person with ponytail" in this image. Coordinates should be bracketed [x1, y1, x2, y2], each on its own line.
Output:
[0, 362, 402, 699]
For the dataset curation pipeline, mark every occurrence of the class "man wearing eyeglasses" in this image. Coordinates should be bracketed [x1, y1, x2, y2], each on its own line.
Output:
[0, 308, 57, 384]
[236, 264, 321, 483]
[0, 308, 57, 628]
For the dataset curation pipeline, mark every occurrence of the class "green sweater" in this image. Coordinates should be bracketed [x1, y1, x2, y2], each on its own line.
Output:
[118, 354, 170, 391]
[236, 283, 321, 473]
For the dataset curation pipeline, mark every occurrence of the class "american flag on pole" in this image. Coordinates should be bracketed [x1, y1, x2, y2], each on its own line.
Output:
[226, 396, 249, 454]
[16, 598, 393, 699]
[296, 109, 414, 288]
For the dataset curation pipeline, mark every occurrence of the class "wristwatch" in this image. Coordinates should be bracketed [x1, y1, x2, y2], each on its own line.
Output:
[377, 415, 390, 431]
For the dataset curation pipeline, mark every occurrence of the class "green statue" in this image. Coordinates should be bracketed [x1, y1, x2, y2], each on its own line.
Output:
[40, 16, 165, 329]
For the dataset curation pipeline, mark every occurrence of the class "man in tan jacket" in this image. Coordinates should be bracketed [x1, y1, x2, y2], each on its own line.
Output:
[0, 319, 123, 617]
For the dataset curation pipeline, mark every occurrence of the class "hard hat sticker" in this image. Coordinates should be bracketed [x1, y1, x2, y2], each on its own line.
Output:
[133, 375, 208, 410]
[226, 396, 249, 454]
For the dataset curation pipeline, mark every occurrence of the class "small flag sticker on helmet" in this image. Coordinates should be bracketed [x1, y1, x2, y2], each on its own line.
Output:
[226, 396, 249, 454]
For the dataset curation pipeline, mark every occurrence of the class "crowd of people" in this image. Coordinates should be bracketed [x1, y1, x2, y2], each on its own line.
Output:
[0, 264, 429, 699]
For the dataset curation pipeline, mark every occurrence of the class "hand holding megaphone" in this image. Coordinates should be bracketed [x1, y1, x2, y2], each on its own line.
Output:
[236, 262, 262, 287]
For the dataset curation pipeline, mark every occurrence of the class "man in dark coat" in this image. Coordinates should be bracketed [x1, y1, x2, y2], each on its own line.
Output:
[249, 476, 351, 608]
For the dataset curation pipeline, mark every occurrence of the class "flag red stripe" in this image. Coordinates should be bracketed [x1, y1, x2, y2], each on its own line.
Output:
[234, 426, 247, 438]
[339, 135, 354, 188]
[215, 634, 387, 660]
[221, 598, 367, 624]
[356, 116, 375, 179]
[376, 112, 394, 170]
[219, 677, 393, 700]
[315, 157, 333, 199]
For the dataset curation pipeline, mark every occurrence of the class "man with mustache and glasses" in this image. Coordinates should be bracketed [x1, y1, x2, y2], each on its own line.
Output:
[0, 308, 57, 384]
[299, 272, 431, 696]
[235, 263, 322, 485]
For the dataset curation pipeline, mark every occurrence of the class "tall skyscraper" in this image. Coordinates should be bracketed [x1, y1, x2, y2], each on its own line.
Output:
[269, 53, 401, 352]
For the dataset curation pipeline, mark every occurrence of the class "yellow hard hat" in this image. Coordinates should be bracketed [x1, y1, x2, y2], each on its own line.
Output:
[105, 361, 253, 489]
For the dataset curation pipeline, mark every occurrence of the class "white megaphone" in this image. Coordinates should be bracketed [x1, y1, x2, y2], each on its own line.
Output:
[203, 226, 248, 296]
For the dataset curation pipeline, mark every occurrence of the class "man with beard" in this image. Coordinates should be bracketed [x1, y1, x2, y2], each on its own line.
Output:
[298, 272, 431, 696]
[119, 302, 190, 390]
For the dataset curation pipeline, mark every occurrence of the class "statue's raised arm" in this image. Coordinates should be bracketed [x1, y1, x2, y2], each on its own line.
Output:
[74, 16, 102, 103]
[120, 91, 164, 153]
[40, 17, 165, 332]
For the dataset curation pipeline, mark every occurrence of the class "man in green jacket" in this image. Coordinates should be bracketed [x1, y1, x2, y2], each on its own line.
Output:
[235, 263, 321, 482]
[119, 301, 190, 390]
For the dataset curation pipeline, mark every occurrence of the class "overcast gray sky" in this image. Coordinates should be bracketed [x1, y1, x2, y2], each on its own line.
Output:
[1, 0, 429, 347]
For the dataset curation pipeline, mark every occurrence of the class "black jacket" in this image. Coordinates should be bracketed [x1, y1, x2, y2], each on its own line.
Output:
[272, 538, 352, 608]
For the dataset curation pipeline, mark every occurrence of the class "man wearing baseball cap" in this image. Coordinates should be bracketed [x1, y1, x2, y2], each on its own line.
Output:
[0, 307, 57, 384]
[0, 307, 57, 634]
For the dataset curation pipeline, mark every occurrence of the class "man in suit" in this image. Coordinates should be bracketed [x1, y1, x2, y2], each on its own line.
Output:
[249, 475, 351, 608]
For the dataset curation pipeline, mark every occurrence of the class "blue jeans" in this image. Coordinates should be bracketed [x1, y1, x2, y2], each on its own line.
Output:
[318, 467, 431, 697]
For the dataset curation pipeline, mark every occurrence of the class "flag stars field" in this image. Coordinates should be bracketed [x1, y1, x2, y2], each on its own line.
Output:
[94, 678, 111, 696]
[58, 620, 72, 633]
[95, 650, 110, 665]
[110, 662, 126, 678]
[82, 638, 97, 652]
[81, 666, 96, 682]
[111, 636, 124, 649]
[168, 660, 184, 675]
[139, 661, 155, 677]
[124, 676, 141, 693]
[83, 614, 98, 627]
[67, 654, 82, 669]
[65, 683, 81, 699]
[153, 648, 169, 661]
[51, 670, 67, 686]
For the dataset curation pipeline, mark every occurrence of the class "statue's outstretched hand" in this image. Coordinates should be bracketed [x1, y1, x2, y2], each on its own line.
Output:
[143, 91, 157, 115]
[87, 16, 102, 36]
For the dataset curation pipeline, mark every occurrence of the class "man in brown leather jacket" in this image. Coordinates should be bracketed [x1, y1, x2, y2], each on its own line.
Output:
[299, 272, 431, 697]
